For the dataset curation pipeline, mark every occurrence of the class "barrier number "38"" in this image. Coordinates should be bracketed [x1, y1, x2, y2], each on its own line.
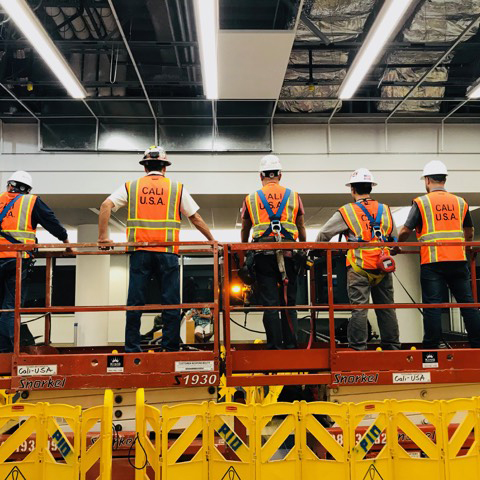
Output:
[184, 373, 218, 385]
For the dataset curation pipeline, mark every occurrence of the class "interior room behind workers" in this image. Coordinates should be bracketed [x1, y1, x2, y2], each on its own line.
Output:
[98, 146, 215, 353]
[316, 169, 401, 351]
[240, 154, 307, 350]
[0, 171, 71, 353]
[399, 160, 480, 349]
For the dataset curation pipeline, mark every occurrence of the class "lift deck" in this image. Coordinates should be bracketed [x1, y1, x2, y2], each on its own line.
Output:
[0, 239, 479, 394]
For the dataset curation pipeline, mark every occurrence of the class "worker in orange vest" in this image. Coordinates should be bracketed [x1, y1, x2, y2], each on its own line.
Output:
[316, 168, 400, 351]
[240, 155, 306, 349]
[98, 146, 214, 353]
[0, 171, 71, 352]
[399, 160, 480, 349]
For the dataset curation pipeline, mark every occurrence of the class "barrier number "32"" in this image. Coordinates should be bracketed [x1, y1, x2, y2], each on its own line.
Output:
[184, 373, 218, 385]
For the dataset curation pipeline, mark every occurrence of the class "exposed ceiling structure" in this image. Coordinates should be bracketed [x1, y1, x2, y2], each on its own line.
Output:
[278, 0, 480, 123]
[0, 0, 480, 154]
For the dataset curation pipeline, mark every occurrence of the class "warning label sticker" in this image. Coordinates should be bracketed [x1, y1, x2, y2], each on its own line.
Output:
[422, 351, 439, 368]
[175, 360, 214, 372]
[107, 355, 124, 373]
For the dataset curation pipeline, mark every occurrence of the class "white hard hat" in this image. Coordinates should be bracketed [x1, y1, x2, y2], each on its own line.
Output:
[7, 171, 33, 189]
[140, 145, 171, 166]
[421, 160, 448, 179]
[259, 154, 282, 173]
[346, 168, 377, 186]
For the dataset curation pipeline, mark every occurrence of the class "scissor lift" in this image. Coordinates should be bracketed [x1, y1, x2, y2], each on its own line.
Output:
[0, 239, 479, 398]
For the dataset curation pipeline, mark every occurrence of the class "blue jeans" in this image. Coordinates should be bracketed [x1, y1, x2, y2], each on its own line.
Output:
[420, 261, 480, 348]
[0, 258, 28, 353]
[126, 251, 180, 353]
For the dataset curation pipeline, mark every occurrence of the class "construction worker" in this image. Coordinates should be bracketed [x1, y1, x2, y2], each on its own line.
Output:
[398, 160, 480, 349]
[240, 154, 307, 349]
[0, 171, 71, 352]
[316, 168, 400, 351]
[98, 146, 214, 353]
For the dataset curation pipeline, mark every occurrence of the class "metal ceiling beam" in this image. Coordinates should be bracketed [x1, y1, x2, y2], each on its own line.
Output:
[299, 13, 331, 45]
[0, 83, 39, 120]
[0, 40, 197, 48]
[385, 13, 480, 122]
[107, 0, 157, 143]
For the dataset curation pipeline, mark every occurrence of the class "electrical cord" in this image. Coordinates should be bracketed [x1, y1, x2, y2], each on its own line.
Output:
[128, 433, 148, 470]
[394, 271, 452, 349]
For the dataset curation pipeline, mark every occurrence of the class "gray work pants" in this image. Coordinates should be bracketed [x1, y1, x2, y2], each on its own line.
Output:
[346, 267, 400, 351]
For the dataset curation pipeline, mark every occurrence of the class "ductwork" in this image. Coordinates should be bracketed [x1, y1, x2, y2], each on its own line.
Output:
[279, 0, 375, 113]
[377, 0, 480, 112]
[45, 3, 127, 98]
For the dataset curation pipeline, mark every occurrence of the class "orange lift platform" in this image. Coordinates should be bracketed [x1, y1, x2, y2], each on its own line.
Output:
[0, 239, 478, 394]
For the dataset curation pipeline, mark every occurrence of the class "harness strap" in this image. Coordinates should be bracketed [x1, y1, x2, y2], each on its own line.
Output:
[355, 201, 387, 242]
[256, 188, 294, 240]
[347, 250, 385, 286]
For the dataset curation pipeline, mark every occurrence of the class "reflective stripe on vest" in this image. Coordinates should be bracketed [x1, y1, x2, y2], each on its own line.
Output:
[126, 176, 182, 254]
[338, 200, 393, 270]
[0, 193, 37, 259]
[414, 191, 467, 264]
[246, 185, 299, 240]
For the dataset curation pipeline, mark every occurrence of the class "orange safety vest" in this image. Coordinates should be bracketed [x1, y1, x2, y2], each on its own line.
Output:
[245, 183, 299, 240]
[338, 200, 394, 270]
[0, 192, 37, 259]
[126, 175, 183, 254]
[413, 190, 467, 264]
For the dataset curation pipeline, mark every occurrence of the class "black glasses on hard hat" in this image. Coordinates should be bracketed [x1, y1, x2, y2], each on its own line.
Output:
[7, 180, 31, 194]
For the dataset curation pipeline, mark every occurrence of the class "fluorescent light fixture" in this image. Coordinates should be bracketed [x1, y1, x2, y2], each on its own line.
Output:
[194, 0, 218, 99]
[467, 79, 480, 98]
[338, 0, 416, 100]
[0, 0, 87, 98]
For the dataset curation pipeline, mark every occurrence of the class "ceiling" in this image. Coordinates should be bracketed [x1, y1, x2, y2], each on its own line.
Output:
[0, 0, 479, 154]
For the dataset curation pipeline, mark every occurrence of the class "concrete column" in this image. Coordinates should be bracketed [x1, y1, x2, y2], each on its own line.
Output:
[75, 224, 110, 346]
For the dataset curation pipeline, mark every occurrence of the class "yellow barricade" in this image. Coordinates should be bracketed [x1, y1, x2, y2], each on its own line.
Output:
[349, 401, 392, 480]
[442, 397, 480, 480]
[300, 401, 350, 480]
[208, 402, 255, 480]
[135, 388, 161, 480]
[255, 402, 301, 480]
[80, 389, 114, 480]
[392, 399, 445, 480]
[161, 402, 208, 480]
[134, 389, 480, 480]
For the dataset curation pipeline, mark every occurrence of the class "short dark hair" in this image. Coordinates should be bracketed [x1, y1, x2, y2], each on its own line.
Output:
[426, 174, 447, 183]
[352, 182, 372, 195]
[144, 160, 167, 172]
[261, 170, 280, 178]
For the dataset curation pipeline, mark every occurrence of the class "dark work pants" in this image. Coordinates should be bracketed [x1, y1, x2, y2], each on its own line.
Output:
[254, 254, 297, 350]
[0, 258, 28, 353]
[420, 261, 480, 348]
[126, 251, 180, 353]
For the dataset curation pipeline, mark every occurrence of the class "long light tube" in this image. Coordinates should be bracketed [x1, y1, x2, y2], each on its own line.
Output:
[0, 0, 87, 98]
[467, 80, 480, 99]
[338, 0, 416, 100]
[194, 0, 218, 100]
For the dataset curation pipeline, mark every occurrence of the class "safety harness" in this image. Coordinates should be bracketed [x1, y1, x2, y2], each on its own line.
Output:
[347, 200, 395, 286]
[256, 188, 297, 345]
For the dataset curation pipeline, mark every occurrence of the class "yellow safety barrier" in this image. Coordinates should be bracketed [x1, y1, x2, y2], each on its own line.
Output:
[134, 390, 480, 480]
[0, 389, 113, 480]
